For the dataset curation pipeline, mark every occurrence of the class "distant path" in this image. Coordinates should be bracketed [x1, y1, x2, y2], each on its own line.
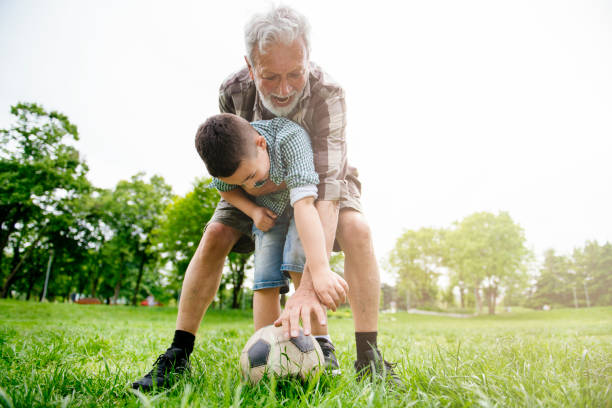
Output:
[407, 308, 476, 318]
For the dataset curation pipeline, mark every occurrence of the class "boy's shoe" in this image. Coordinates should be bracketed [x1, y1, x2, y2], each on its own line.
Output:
[131, 347, 190, 391]
[315, 337, 342, 376]
[354, 348, 402, 387]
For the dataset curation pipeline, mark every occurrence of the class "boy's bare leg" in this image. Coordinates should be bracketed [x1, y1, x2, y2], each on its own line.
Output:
[253, 287, 281, 330]
[288, 271, 328, 336]
[176, 222, 243, 334]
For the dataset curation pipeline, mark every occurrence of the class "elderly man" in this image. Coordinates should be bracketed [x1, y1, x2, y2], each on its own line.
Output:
[132, 6, 398, 391]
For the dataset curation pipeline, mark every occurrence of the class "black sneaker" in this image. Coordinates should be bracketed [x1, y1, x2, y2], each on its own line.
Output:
[131, 347, 190, 391]
[354, 348, 402, 386]
[315, 337, 342, 376]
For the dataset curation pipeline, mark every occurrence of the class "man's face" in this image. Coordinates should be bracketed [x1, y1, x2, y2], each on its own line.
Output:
[247, 38, 309, 117]
[218, 132, 270, 190]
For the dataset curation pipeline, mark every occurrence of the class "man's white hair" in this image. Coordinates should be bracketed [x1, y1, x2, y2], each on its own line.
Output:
[244, 5, 311, 65]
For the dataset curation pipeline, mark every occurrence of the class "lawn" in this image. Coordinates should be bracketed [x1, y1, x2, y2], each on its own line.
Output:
[0, 300, 611, 407]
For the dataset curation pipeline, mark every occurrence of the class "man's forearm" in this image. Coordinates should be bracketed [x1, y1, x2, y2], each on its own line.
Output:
[219, 189, 258, 219]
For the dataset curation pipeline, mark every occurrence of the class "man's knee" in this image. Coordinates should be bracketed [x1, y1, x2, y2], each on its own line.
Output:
[337, 211, 374, 251]
[200, 222, 242, 257]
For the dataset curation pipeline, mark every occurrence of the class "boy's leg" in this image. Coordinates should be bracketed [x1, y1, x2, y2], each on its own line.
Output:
[252, 209, 290, 328]
[253, 287, 281, 331]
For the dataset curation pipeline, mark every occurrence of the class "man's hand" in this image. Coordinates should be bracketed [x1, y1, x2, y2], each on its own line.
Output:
[274, 284, 327, 338]
[251, 207, 277, 232]
[311, 270, 349, 311]
[242, 180, 287, 197]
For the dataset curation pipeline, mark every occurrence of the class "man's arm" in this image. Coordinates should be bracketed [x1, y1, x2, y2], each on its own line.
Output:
[219, 189, 277, 232]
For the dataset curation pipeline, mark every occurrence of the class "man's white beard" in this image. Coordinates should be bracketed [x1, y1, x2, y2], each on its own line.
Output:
[257, 88, 303, 117]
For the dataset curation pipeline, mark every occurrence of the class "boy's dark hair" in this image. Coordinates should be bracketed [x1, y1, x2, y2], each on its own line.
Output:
[195, 113, 254, 177]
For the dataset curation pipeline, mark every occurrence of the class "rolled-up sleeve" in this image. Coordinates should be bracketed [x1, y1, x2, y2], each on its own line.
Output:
[290, 185, 318, 206]
[311, 89, 348, 201]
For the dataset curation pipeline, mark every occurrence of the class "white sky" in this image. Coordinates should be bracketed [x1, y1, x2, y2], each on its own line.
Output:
[1, 0, 611, 283]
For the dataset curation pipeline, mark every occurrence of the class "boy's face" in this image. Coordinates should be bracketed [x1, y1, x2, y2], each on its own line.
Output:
[218, 130, 270, 190]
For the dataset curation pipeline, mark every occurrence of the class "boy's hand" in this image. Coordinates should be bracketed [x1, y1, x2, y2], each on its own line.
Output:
[311, 270, 348, 311]
[251, 207, 277, 232]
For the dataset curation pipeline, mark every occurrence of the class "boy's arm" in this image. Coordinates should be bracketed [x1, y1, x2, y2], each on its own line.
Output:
[219, 189, 277, 232]
[293, 197, 348, 309]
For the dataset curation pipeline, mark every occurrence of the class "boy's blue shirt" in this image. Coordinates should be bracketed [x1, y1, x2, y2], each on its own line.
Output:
[211, 118, 319, 216]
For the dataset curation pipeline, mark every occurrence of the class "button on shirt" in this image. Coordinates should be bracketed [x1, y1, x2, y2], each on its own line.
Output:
[211, 118, 319, 216]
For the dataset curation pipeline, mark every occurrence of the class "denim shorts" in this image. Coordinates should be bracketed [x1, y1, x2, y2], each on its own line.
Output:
[252, 207, 305, 294]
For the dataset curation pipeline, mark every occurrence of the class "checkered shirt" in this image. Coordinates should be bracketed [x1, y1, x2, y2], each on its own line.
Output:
[211, 118, 319, 216]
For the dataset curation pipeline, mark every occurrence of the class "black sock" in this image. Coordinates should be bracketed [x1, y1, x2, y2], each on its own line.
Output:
[355, 332, 378, 361]
[171, 330, 195, 356]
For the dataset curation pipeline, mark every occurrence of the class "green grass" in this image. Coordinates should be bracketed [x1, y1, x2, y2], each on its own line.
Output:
[1, 301, 611, 407]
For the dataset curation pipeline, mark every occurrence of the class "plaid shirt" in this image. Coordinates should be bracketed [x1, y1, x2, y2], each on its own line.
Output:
[211, 118, 319, 216]
[219, 62, 348, 202]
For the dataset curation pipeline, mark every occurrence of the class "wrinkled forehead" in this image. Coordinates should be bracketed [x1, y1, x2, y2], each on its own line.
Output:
[252, 37, 309, 70]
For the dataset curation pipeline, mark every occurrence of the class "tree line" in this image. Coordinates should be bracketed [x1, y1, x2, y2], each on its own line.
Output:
[1, 103, 250, 307]
[386, 212, 611, 314]
[2, 103, 609, 312]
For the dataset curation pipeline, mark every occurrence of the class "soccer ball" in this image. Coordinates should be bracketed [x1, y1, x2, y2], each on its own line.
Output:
[240, 324, 324, 384]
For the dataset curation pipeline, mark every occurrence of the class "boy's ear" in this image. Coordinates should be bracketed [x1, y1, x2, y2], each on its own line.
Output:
[255, 135, 267, 149]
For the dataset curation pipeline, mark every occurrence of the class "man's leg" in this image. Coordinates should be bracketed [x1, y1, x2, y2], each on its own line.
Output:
[336, 209, 400, 384]
[176, 222, 242, 334]
[132, 222, 242, 391]
[336, 209, 379, 333]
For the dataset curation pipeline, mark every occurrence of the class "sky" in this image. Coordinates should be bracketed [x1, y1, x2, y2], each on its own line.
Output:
[1, 0, 611, 283]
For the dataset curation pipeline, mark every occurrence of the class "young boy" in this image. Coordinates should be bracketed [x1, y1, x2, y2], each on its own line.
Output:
[195, 113, 345, 373]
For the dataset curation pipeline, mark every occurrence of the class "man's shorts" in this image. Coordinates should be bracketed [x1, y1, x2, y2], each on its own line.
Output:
[205, 166, 362, 254]
[252, 207, 304, 295]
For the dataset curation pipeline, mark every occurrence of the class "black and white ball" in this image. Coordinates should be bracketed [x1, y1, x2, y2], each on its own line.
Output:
[240, 324, 325, 383]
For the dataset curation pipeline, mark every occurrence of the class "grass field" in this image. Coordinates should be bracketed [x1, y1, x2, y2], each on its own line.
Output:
[1, 300, 611, 407]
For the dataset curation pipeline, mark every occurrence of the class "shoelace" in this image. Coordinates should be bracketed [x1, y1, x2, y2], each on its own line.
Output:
[145, 353, 173, 378]
[317, 341, 335, 354]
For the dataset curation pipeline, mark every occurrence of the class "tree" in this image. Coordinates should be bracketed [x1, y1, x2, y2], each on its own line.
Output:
[1, 102, 90, 298]
[101, 173, 172, 304]
[154, 178, 220, 299]
[388, 228, 442, 309]
[573, 241, 612, 307]
[445, 212, 530, 314]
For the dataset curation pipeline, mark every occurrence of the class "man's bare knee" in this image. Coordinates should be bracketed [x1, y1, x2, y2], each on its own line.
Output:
[200, 222, 242, 256]
[337, 211, 374, 252]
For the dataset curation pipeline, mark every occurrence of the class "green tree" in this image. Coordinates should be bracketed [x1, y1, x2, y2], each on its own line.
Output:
[1, 103, 90, 298]
[529, 249, 573, 308]
[446, 212, 530, 315]
[388, 228, 442, 309]
[154, 178, 219, 298]
[572, 241, 612, 306]
[101, 173, 172, 304]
